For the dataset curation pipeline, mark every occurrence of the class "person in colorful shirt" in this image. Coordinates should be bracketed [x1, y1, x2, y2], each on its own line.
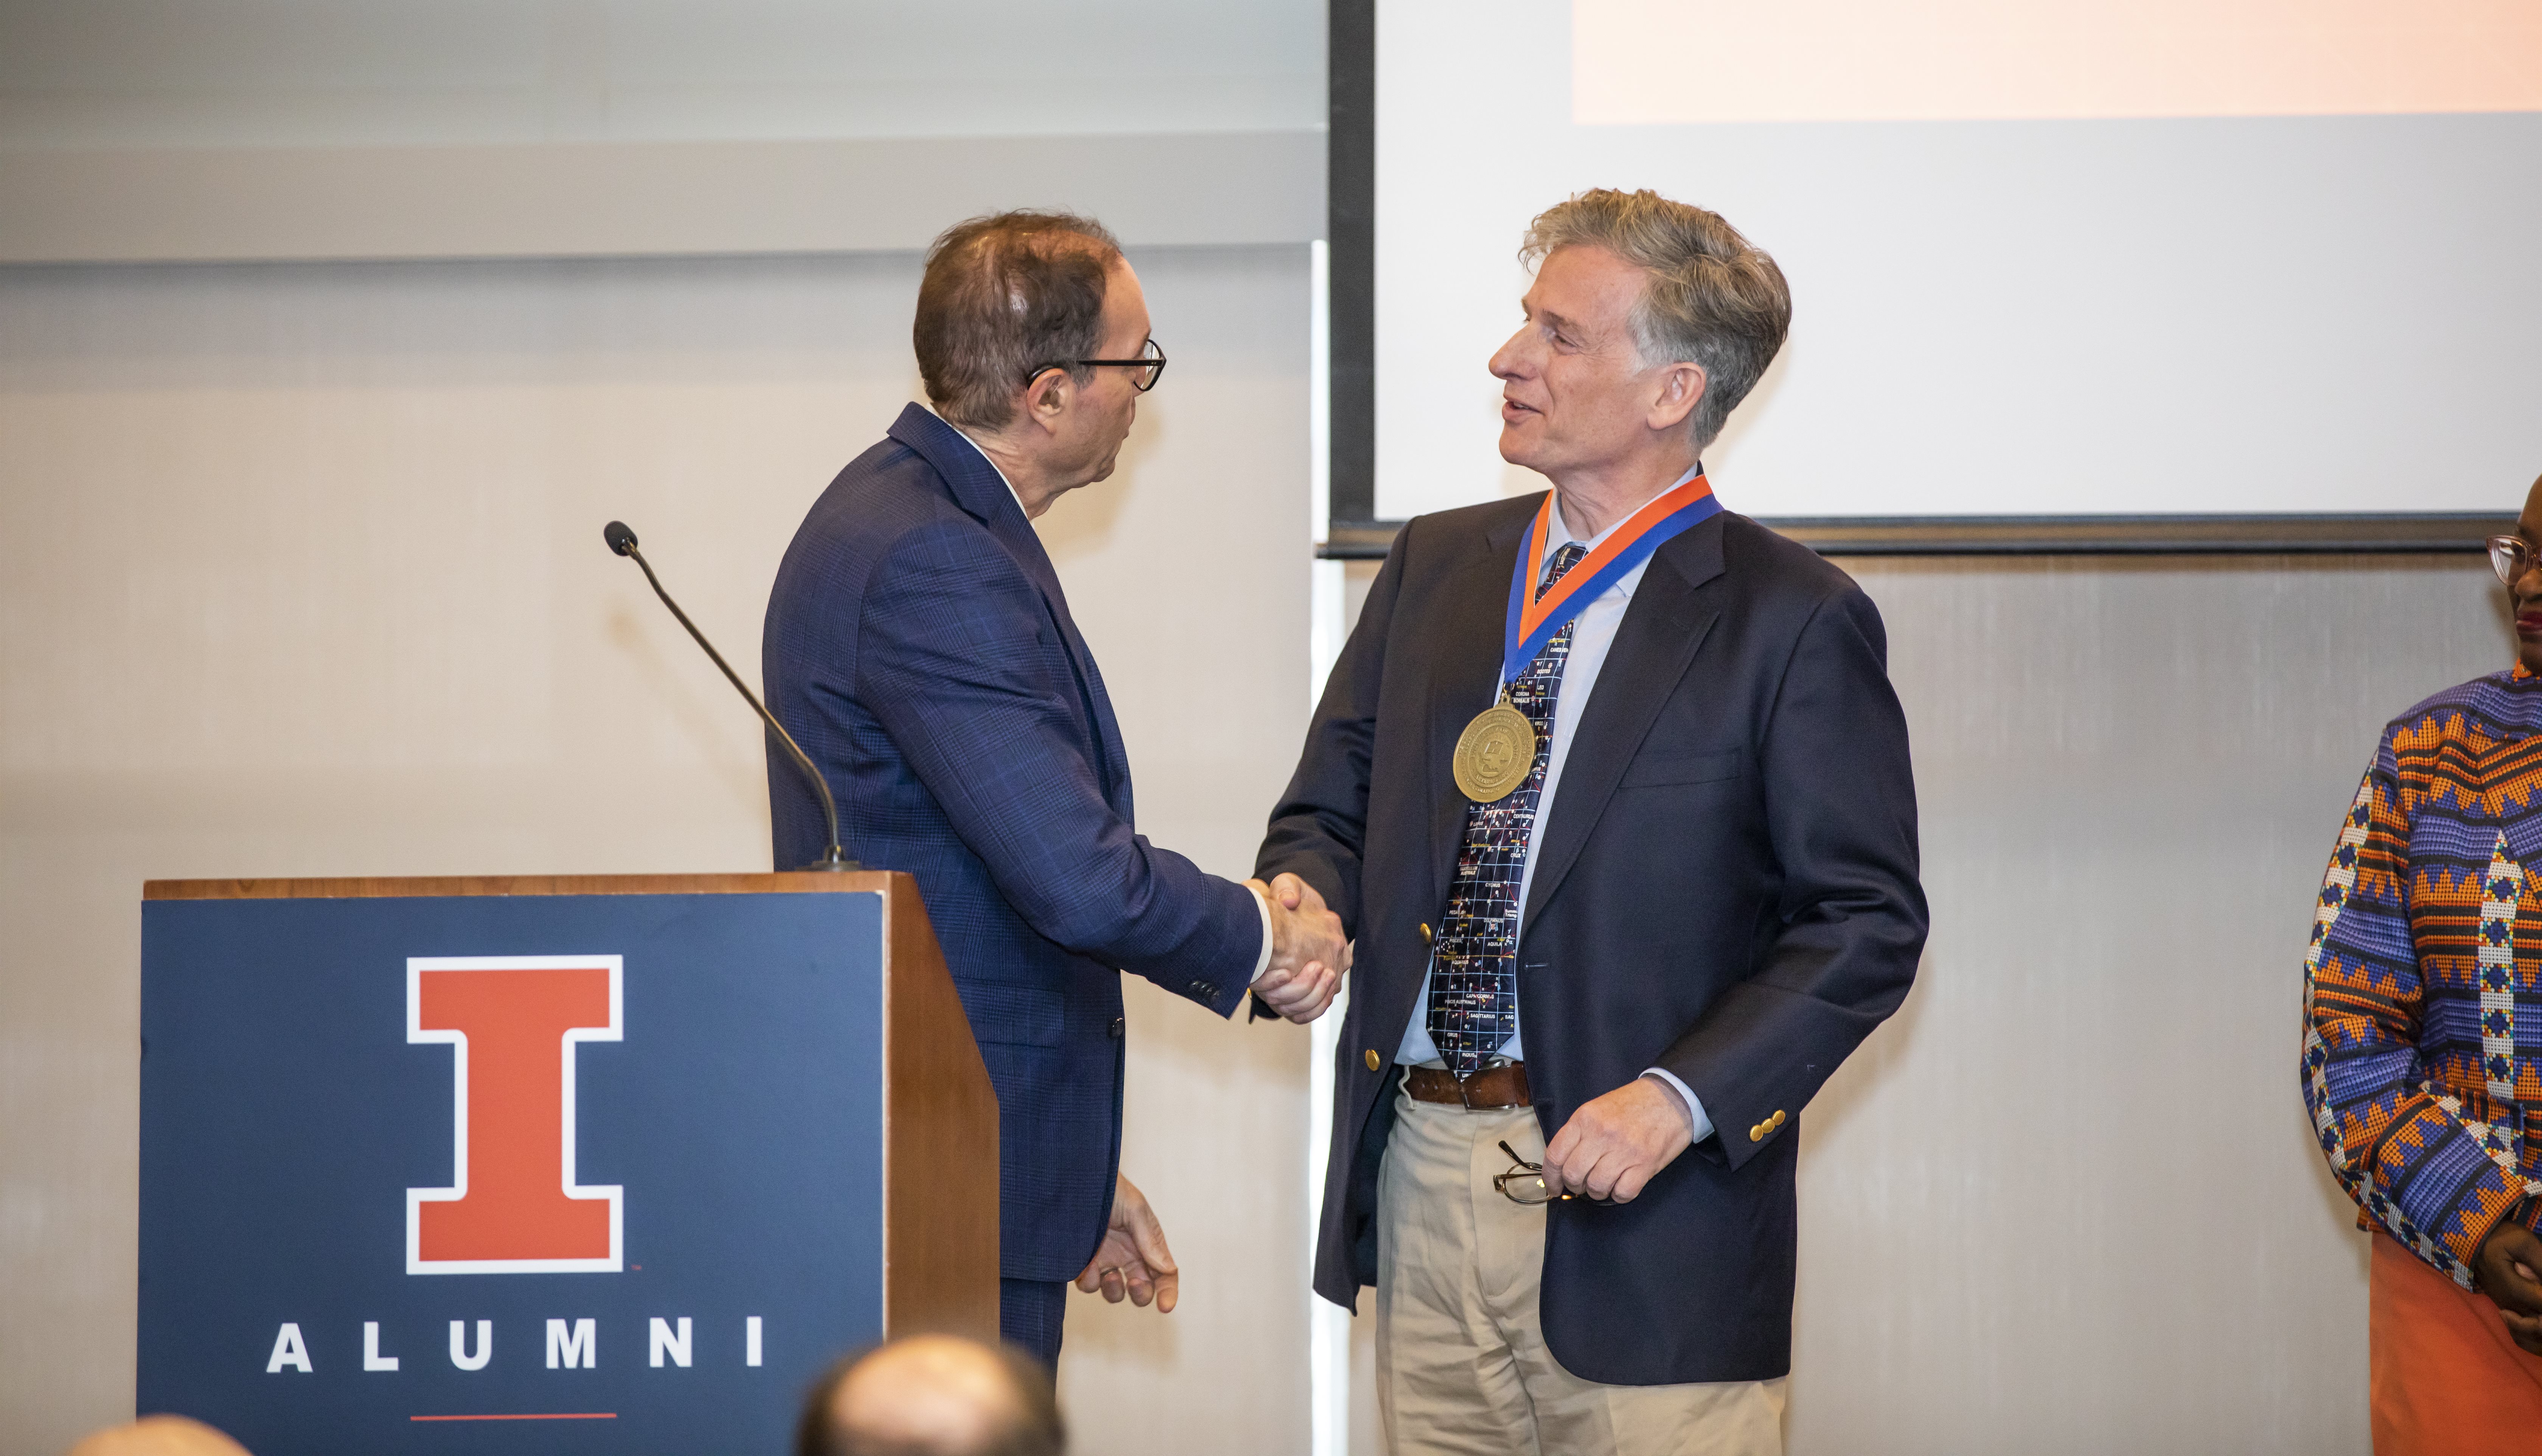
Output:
[2304, 472, 2542, 1448]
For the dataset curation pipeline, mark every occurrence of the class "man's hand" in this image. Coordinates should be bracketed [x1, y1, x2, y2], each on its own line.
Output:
[1249, 873, 1348, 1024]
[1541, 1076, 1697, 1203]
[2477, 1216, 2542, 1355]
[1075, 1173, 1179, 1312]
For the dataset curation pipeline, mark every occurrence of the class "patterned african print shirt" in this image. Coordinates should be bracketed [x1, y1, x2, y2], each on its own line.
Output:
[2305, 664, 2542, 1286]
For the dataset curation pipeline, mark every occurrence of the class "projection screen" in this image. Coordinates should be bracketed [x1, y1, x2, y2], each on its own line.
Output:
[1360, 0, 2542, 534]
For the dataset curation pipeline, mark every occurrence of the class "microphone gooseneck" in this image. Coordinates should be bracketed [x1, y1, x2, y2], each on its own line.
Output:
[603, 520, 857, 872]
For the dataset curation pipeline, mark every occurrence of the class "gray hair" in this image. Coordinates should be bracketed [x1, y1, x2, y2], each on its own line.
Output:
[1521, 188, 1791, 450]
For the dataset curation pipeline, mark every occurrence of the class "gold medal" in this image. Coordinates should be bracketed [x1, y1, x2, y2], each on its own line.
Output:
[1453, 700, 1536, 803]
[1453, 476, 1718, 806]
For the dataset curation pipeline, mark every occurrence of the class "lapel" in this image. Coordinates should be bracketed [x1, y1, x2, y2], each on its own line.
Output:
[885, 404, 1132, 815]
[1520, 512, 1728, 926]
[1425, 499, 1543, 913]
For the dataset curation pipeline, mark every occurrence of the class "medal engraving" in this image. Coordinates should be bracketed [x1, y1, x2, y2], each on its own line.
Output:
[1453, 703, 1537, 803]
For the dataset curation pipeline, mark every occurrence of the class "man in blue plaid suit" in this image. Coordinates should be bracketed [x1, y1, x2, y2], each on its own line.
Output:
[762, 210, 1347, 1366]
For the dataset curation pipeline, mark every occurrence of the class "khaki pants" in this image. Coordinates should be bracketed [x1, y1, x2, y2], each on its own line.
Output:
[1376, 1078, 1786, 1456]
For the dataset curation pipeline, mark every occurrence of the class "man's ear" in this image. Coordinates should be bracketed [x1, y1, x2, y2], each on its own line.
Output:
[1649, 362, 1707, 433]
[1022, 366, 1073, 432]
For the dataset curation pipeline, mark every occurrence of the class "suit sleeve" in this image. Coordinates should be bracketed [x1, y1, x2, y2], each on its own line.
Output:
[1252, 522, 1415, 935]
[2303, 739, 2540, 1286]
[1655, 585, 1928, 1168]
[856, 520, 1263, 1014]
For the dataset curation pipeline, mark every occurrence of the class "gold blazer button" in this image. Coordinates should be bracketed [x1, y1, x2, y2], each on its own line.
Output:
[1420, 922, 1433, 944]
[1365, 1049, 1383, 1071]
[1749, 1124, 1764, 1142]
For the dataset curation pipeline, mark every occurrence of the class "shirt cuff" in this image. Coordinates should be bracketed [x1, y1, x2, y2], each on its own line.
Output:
[1640, 1069, 1715, 1144]
[1245, 882, 1276, 984]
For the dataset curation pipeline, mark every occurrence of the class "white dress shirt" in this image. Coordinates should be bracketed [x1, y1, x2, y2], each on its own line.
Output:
[1394, 471, 1715, 1142]
[932, 406, 1277, 983]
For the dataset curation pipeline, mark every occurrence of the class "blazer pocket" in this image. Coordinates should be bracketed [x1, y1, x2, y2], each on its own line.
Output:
[961, 982, 1067, 1047]
[1616, 748, 1744, 789]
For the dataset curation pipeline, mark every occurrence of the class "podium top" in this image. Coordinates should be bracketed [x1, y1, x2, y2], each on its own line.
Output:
[143, 871, 903, 900]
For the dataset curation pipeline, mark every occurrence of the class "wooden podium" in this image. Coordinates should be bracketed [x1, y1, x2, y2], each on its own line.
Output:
[137, 871, 996, 1455]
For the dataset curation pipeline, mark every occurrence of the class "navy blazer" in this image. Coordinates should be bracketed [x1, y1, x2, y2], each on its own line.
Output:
[763, 403, 1263, 1283]
[1258, 496, 1927, 1385]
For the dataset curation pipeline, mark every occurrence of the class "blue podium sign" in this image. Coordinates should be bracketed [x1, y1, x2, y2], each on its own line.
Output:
[138, 875, 996, 1455]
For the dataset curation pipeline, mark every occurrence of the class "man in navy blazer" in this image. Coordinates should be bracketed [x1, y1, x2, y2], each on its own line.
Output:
[763, 211, 1347, 1365]
[1257, 190, 1927, 1452]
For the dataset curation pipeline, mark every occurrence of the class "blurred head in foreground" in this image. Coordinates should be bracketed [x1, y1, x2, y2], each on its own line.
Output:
[65, 1416, 252, 1456]
[795, 1335, 1064, 1456]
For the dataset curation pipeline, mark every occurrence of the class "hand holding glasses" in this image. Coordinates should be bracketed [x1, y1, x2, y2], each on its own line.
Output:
[1493, 1140, 1613, 1207]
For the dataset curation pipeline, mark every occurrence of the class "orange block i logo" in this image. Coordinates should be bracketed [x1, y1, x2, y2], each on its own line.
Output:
[405, 956, 624, 1274]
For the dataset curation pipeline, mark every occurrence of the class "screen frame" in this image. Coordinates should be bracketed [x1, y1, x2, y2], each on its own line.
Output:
[1319, 0, 2501, 559]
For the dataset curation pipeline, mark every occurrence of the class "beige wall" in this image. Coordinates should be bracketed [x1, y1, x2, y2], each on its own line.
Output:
[0, 245, 1315, 1456]
[1784, 554, 2502, 1453]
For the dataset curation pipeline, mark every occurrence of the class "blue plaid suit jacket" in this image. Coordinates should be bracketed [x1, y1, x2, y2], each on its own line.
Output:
[763, 403, 1263, 1282]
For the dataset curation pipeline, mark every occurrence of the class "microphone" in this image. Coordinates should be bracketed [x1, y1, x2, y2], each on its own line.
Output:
[604, 520, 857, 872]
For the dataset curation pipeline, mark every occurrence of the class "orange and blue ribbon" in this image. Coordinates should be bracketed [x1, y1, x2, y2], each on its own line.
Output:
[1502, 470, 1719, 685]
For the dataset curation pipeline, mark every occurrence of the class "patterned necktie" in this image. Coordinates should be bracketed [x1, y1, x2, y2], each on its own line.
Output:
[1427, 540, 1591, 1079]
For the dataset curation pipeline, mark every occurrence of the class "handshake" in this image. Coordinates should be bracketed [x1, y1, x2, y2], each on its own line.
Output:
[1246, 871, 1351, 1023]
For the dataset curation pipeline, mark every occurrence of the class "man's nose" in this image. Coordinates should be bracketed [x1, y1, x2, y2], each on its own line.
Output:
[1489, 331, 1530, 380]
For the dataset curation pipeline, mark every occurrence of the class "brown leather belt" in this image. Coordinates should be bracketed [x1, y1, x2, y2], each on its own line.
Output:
[1405, 1060, 1533, 1110]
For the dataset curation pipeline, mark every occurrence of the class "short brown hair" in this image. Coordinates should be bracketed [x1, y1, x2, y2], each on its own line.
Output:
[915, 210, 1125, 430]
[1521, 188, 1790, 450]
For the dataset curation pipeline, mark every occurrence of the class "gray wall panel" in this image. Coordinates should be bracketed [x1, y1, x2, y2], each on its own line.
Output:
[0, 132, 1327, 263]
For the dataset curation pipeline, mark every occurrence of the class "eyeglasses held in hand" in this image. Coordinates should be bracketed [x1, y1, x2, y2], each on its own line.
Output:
[2491, 534, 2536, 588]
[1027, 337, 1167, 393]
[1493, 1140, 1609, 1206]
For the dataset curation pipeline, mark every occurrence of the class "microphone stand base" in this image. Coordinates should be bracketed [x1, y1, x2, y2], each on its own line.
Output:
[794, 851, 863, 872]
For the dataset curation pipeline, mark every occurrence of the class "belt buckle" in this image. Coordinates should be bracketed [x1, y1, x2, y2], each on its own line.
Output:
[1460, 1054, 1515, 1110]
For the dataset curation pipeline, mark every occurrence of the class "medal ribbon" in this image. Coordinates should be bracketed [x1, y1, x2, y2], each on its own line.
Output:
[1501, 470, 1720, 685]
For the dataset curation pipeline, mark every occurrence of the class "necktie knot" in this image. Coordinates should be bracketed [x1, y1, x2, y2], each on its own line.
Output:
[1537, 541, 1590, 596]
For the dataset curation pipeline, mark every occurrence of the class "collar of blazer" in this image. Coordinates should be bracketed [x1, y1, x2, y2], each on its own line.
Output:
[885, 402, 1075, 608]
[885, 402, 1029, 533]
[1425, 492, 1731, 924]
